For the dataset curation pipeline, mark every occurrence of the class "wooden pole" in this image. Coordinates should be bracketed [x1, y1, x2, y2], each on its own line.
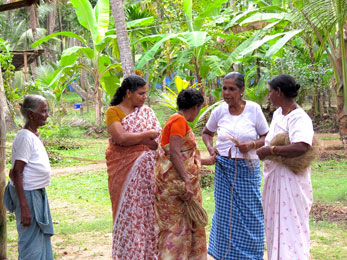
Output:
[0, 66, 8, 259]
[23, 51, 29, 83]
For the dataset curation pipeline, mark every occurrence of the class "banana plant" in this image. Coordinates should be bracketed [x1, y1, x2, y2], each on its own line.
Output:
[135, 0, 232, 102]
[32, 0, 121, 125]
[136, 0, 305, 107]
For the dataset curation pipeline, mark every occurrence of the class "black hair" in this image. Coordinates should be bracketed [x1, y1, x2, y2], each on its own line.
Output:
[268, 74, 300, 98]
[177, 88, 204, 110]
[224, 72, 244, 90]
[110, 75, 147, 106]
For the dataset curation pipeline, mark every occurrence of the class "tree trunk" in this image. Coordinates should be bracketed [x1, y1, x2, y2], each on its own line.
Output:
[57, 7, 64, 53]
[28, 5, 38, 76]
[29, 5, 37, 43]
[193, 58, 207, 106]
[94, 75, 101, 125]
[70, 81, 93, 101]
[0, 67, 7, 260]
[110, 0, 134, 77]
[335, 25, 347, 155]
[80, 70, 90, 113]
[47, 0, 57, 35]
[336, 91, 347, 156]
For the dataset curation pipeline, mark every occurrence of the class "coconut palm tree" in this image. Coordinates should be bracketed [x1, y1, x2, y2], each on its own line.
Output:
[110, 0, 134, 77]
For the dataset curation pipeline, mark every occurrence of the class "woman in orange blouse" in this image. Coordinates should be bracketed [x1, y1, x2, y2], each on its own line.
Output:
[155, 88, 215, 260]
[105, 75, 161, 260]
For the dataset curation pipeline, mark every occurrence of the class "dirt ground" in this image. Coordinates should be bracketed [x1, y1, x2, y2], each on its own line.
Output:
[46, 133, 345, 259]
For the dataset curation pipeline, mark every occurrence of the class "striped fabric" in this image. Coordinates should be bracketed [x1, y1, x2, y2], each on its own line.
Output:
[208, 155, 264, 260]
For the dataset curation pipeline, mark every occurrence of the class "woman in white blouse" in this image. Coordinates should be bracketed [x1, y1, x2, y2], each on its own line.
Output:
[256, 74, 314, 260]
[202, 72, 268, 260]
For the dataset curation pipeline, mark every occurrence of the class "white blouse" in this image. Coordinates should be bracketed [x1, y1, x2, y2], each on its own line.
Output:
[206, 101, 269, 159]
[265, 107, 314, 147]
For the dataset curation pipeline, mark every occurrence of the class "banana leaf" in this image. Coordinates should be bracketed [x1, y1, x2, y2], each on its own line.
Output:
[70, 0, 98, 44]
[32, 32, 86, 48]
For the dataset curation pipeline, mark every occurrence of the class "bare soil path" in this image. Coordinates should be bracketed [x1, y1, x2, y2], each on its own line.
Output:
[52, 162, 106, 176]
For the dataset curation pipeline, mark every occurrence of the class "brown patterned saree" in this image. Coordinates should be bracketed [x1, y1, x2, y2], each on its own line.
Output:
[154, 129, 207, 260]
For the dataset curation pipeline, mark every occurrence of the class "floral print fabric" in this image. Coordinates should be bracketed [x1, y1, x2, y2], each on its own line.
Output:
[154, 129, 207, 260]
[263, 108, 313, 260]
[105, 105, 161, 260]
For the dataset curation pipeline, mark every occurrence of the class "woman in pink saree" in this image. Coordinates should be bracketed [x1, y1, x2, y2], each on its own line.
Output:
[257, 74, 314, 260]
[105, 75, 161, 259]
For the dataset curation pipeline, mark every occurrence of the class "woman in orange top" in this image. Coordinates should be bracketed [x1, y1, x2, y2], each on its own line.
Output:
[155, 88, 215, 260]
[105, 75, 161, 260]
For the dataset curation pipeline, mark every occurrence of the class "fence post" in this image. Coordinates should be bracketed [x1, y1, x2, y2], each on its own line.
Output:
[0, 66, 8, 259]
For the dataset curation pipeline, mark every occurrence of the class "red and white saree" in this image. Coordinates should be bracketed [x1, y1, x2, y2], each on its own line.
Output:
[105, 105, 161, 260]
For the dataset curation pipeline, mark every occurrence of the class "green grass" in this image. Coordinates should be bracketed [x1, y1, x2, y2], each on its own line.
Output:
[319, 136, 340, 141]
[45, 138, 108, 167]
[310, 220, 347, 259]
[61, 91, 83, 104]
[311, 159, 347, 204]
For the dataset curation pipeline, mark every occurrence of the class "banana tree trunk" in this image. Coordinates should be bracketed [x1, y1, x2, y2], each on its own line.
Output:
[0, 67, 7, 260]
[193, 57, 208, 106]
[110, 0, 134, 78]
[94, 73, 101, 125]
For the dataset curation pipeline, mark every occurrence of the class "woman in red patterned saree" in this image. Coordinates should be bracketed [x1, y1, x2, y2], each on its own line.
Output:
[155, 89, 215, 260]
[105, 75, 161, 259]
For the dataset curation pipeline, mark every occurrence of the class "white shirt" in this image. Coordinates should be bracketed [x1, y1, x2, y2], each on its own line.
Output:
[11, 129, 51, 190]
[206, 101, 269, 159]
[265, 107, 314, 146]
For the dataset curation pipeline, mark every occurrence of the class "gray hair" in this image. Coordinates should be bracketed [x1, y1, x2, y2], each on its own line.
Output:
[224, 72, 245, 90]
[20, 95, 47, 122]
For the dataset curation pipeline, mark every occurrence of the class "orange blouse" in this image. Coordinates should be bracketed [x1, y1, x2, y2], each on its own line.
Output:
[161, 114, 190, 146]
[105, 106, 126, 127]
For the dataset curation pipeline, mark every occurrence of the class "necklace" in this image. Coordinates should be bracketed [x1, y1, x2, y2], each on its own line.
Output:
[229, 101, 245, 115]
[283, 103, 298, 115]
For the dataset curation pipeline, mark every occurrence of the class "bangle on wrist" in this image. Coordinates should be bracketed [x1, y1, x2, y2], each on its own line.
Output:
[270, 146, 276, 155]
[252, 141, 257, 149]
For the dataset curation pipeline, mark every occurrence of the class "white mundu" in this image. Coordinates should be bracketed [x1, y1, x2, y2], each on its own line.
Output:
[206, 100, 269, 159]
[11, 129, 51, 190]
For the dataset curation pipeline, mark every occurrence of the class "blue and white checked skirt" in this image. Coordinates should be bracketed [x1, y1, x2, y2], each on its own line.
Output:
[208, 156, 264, 260]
